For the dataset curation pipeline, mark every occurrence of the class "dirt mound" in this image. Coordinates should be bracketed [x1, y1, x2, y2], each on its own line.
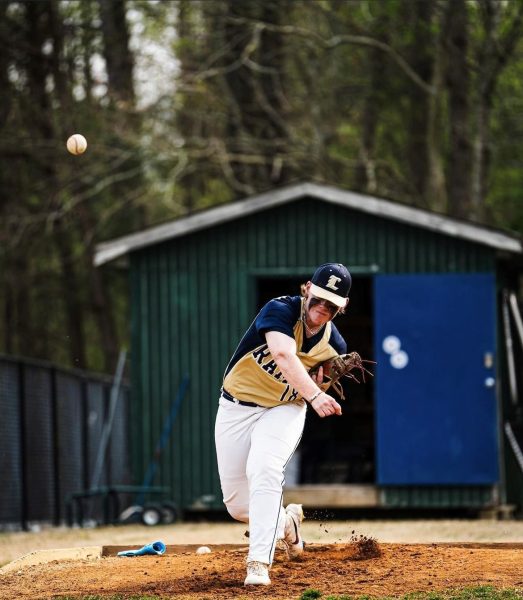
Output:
[1, 542, 522, 599]
[349, 531, 382, 560]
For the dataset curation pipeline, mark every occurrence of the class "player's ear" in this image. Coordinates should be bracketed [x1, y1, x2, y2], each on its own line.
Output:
[339, 297, 349, 314]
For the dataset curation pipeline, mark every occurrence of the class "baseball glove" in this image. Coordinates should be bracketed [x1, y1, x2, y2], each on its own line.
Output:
[309, 352, 375, 400]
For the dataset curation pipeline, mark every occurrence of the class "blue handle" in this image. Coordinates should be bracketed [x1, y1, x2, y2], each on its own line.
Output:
[117, 540, 166, 557]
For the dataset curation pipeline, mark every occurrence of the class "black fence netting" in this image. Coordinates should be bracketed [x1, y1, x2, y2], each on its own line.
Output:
[0, 361, 22, 526]
[23, 365, 56, 522]
[55, 373, 85, 522]
[0, 355, 131, 530]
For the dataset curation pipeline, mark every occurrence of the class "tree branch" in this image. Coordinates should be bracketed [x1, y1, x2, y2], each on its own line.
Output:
[226, 17, 436, 95]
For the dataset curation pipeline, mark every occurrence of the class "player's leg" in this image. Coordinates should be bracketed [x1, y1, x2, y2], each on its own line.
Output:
[214, 396, 265, 523]
[245, 400, 306, 566]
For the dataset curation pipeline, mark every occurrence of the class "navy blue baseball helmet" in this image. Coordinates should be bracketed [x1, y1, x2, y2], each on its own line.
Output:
[310, 263, 352, 307]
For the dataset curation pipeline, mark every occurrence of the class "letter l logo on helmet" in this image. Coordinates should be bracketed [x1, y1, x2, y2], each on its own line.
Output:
[326, 275, 341, 290]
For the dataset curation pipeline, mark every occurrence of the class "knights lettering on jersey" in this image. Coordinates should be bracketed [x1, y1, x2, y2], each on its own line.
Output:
[252, 345, 286, 382]
[262, 359, 278, 376]
[252, 345, 271, 364]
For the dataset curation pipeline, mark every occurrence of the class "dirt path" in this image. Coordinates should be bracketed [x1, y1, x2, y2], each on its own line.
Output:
[1, 542, 522, 600]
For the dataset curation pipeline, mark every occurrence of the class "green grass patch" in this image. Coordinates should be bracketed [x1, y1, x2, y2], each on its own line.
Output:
[301, 591, 323, 600]
[299, 586, 523, 600]
[51, 587, 523, 600]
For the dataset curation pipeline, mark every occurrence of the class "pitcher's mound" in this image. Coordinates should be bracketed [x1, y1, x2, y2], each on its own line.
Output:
[2, 542, 523, 599]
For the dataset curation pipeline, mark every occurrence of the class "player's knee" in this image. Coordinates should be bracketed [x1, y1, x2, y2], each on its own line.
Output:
[225, 503, 249, 523]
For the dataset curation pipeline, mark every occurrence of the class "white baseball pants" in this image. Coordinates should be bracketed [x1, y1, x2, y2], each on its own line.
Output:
[214, 395, 306, 565]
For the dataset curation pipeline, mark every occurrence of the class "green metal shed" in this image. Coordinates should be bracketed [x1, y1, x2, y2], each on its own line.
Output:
[95, 182, 523, 516]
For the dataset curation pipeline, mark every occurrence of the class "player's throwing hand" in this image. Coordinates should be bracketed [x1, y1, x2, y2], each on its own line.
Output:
[310, 391, 342, 417]
[309, 364, 342, 417]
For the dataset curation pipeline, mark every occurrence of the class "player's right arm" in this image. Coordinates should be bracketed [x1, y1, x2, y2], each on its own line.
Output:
[265, 330, 342, 418]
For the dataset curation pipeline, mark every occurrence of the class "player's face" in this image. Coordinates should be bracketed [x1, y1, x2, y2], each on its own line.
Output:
[306, 294, 338, 324]
[309, 295, 338, 315]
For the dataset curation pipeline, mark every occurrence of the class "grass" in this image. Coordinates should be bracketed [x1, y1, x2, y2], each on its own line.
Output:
[299, 587, 523, 600]
[51, 587, 523, 600]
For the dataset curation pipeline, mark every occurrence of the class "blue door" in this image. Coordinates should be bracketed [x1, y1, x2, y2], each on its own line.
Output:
[374, 273, 499, 485]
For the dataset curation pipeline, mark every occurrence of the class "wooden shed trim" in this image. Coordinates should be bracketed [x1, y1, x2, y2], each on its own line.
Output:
[94, 182, 522, 266]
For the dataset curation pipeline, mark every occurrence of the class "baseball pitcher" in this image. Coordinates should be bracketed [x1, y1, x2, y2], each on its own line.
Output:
[215, 263, 370, 586]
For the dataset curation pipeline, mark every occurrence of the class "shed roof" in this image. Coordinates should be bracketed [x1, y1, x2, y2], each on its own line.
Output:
[94, 182, 522, 266]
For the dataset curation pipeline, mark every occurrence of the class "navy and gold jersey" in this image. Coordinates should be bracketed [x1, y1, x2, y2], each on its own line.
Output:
[222, 296, 347, 408]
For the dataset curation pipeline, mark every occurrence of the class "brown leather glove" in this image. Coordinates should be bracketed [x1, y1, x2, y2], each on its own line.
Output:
[309, 352, 375, 400]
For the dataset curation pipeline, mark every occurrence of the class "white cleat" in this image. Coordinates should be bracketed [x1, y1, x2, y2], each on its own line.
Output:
[284, 503, 304, 559]
[244, 560, 271, 586]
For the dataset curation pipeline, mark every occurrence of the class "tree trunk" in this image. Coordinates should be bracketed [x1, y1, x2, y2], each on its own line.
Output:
[0, 1, 13, 353]
[175, 0, 209, 212]
[355, 10, 389, 195]
[76, 201, 120, 373]
[470, 0, 523, 221]
[444, 0, 473, 219]
[53, 222, 87, 368]
[98, 0, 135, 106]
[219, 0, 292, 194]
[404, 0, 436, 208]
[471, 98, 490, 221]
[80, 1, 96, 104]
[98, 0, 146, 232]
[424, 1, 447, 213]
[2, 249, 33, 357]
[0, 2, 11, 129]
[88, 264, 120, 373]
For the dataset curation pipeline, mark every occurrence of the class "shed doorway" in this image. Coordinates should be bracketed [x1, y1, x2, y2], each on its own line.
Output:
[256, 276, 375, 485]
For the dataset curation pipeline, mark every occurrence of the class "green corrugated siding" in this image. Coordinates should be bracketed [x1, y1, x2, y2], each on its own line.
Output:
[130, 197, 497, 511]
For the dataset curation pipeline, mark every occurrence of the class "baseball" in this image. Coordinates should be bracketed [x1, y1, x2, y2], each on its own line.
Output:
[66, 134, 87, 155]
[196, 546, 211, 555]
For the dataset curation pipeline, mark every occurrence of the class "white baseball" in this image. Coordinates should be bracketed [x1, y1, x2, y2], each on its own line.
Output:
[196, 546, 211, 554]
[66, 134, 88, 155]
